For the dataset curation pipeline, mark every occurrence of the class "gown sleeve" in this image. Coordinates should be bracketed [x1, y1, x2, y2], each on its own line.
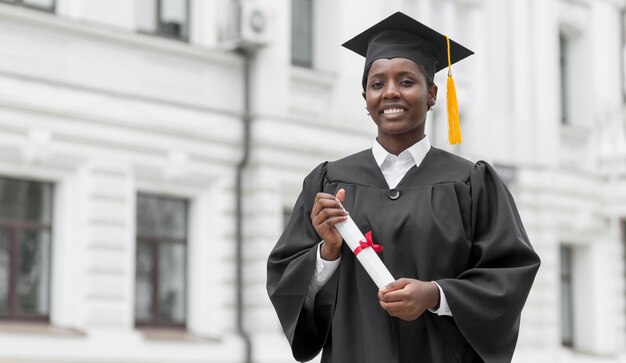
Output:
[266, 162, 338, 362]
[436, 161, 541, 363]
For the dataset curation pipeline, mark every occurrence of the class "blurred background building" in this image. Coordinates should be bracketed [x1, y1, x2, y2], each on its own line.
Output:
[0, 0, 624, 362]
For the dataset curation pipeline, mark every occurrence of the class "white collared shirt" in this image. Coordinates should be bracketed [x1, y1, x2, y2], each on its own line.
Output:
[305, 137, 452, 317]
[371, 136, 431, 189]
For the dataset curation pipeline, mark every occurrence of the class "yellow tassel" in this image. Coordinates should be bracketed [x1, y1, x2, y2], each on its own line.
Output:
[445, 35, 462, 145]
[447, 74, 462, 144]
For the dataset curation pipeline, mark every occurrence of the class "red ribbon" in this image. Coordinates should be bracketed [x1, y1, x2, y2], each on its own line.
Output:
[353, 231, 383, 256]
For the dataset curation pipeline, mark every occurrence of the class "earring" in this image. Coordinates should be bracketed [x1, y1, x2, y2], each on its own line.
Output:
[366, 107, 370, 116]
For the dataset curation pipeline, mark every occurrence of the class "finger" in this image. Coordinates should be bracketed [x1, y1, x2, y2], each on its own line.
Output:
[311, 215, 349, 240]
[314, 192, 336, 204]
[380, 278, 410, 294]
[377, 290, 385, 301]
[379, 284, 408, 302]
[380, 289, 407, 303]
[319, 215, 350, 229]
[311, 207, 350, 227]
[335, 188, 346, 204]
[312, 208, 344, 227]
[379, 300, 405, 313]
[312, 193, 338, 212]
[312, 195, 345, 215]
[380, 300, 422, 321]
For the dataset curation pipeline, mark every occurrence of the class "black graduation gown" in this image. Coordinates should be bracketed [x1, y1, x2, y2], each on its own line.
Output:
[266, 147, 541, 363]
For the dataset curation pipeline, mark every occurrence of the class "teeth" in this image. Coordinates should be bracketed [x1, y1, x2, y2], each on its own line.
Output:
[383, 108, 405, 114]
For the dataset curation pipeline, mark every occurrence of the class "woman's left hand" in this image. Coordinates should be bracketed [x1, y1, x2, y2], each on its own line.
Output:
[378, 278, 440, 321]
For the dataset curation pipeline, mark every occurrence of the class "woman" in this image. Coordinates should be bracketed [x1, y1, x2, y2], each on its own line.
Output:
[267, 12, 540, 363]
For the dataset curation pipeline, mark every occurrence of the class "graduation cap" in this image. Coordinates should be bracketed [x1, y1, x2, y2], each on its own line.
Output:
[342, 12, 474, 145]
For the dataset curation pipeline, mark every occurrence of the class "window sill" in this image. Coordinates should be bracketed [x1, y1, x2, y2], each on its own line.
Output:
[136, 326, 220, 343]
[290, 66, 336, 89]
[0, 321, 86, 337]
[560, 123, 590, 142]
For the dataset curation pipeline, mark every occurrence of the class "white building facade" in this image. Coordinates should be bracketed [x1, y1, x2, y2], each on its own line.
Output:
[0, 0, 624, 362]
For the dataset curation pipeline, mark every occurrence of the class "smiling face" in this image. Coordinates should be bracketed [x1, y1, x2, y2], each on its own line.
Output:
[362, 57, 437, 154]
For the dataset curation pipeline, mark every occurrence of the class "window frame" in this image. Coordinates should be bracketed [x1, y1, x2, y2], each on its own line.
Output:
[134, 193, 189, 329]
[138, 0, 191, 42]
[0, 178, 53, 323]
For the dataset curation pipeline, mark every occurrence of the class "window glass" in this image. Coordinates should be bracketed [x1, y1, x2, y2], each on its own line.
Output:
[0, 230, 9, 316]
[559, 33, 569, 125]
[157, 242, 185, 323]
[16, 229, 50, 315]
[291, 0, 313, 67]
[560, 245, 574, 347]
[135, 193, 187, 326]
[135, 243, 154, 323]
[0, 0, 55, 12]
[622, 10, 626, 100]
[23, 0, 54, 10]
[0, 179, 52, 224]
[0, 177, 52, 320]
[283, 207, 292, 229]
[136, 0, 189, 41]
[160, 0, 188, 39]
[137, 195, 187, 240]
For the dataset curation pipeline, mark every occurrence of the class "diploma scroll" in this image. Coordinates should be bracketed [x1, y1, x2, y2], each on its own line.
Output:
[335, 216, 395, 289]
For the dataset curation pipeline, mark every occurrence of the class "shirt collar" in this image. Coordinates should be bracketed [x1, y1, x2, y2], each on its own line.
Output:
[372, 136, 431, 168]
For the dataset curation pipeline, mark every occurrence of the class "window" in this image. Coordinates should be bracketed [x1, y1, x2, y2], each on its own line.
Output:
[0, 0, 55, 12]
[623, 220, 626, 327]
[0, 177, 53, 321]
[560, 245, 574, 347]
[559, 33, 569, 125]
[135, 194, 188, 327]
[283, 206, 292, 229]
[291, 0, 313, 67]
[136, 0, 190, 41]
[622, 9, 626, 101]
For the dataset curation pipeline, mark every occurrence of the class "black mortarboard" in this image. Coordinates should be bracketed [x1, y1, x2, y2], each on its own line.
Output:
[342, 11, 474, 144]
[342, 11, 473, 87]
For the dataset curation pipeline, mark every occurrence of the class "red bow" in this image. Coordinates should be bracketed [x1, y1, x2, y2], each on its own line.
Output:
[353, 231, 383, 256]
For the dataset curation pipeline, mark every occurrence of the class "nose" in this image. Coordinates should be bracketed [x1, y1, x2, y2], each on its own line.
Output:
[382, 83, 400, 99]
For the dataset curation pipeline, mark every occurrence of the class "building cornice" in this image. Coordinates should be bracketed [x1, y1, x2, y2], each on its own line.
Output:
[0, 3, 241, 66]
[560, 0, 626, 8]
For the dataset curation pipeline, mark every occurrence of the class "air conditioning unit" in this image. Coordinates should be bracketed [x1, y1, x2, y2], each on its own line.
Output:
[218, 0, 270, 51]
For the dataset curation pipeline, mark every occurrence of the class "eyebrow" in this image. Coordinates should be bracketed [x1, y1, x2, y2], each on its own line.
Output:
[367, 70, 419, 80]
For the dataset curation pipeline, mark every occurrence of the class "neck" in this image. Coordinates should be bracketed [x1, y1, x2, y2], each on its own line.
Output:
[377, 133, 424, 156]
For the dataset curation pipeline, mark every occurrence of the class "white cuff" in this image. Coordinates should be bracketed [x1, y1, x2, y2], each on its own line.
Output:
[303, 242, 341, 309]
[428, 281, 452, 316]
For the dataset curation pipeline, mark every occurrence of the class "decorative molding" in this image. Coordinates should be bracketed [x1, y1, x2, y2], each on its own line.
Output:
[0, 3, 240, 66]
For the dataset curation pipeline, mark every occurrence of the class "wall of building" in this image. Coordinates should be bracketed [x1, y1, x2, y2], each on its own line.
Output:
[0, 0, 625, 362]
[0, 2, 246, 362]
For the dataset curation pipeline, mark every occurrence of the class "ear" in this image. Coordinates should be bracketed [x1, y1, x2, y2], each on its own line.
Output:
[362, 91, 367, 100]
[428, 84, 438, 104]
[428, 84, 438, 101]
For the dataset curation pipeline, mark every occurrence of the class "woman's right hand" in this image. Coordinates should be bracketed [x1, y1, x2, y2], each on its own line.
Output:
[311, 188, 348, 261]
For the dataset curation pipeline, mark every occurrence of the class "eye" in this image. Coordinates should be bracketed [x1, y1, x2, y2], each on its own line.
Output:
[370, 81, 384, 90]
[399, 79, 414, 87]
